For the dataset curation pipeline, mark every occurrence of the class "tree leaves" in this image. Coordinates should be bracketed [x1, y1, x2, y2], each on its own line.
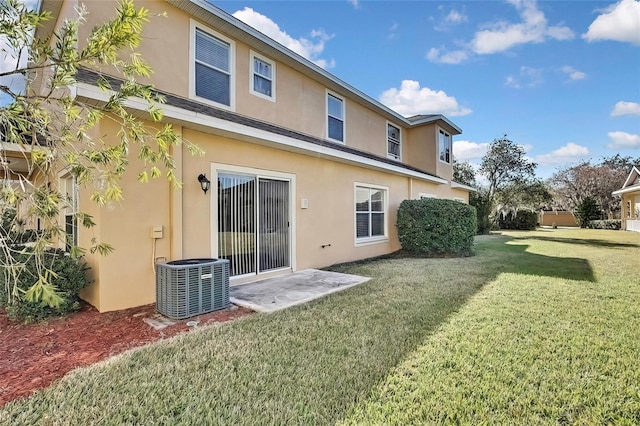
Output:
[0, 0, 199, 307]
[549, 155, 639, 218]
[471, 135, 539, 231]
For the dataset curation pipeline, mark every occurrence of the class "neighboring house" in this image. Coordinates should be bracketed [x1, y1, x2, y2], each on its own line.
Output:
[612, 166, 640, 232]
[7, 0, 474, 312]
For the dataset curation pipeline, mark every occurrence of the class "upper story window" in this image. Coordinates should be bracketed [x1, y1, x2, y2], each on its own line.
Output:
[193, 25, 233, 108]
[439, 129, 452, 164]
[387, 123, 401, 160]
[327, 92, 345, 143]
[250, 51, 275, 100]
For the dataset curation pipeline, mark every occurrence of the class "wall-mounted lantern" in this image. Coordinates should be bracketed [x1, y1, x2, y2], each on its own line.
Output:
[197, 173, 211, 194]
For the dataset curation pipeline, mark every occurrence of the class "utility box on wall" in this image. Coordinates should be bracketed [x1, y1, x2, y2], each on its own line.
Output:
[156, 258, 230, 319]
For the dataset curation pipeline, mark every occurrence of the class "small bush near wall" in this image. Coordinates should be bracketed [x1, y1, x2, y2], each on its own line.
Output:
[0, 208, 43, 245]
[498, 209, 538, 230]
[586, 220, 622, 230]
[397, 199, 476, 256]
[0, 248, 91, 322]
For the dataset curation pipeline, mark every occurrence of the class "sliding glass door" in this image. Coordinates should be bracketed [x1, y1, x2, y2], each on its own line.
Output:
[217, 173, 290, 277]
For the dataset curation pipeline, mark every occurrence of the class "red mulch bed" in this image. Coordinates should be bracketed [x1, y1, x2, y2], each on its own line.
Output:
[0, 302, 253, 406]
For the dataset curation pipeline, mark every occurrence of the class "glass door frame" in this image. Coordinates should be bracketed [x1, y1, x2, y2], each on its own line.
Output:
[210, 163, 296, 280]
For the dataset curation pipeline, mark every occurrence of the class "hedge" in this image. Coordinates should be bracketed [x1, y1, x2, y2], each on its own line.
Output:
[498, 209, 538, 230]
[586, 220, 622, 230]
[397, 198, 476, 256]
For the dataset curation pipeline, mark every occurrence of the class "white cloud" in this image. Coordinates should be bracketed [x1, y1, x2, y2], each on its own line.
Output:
[505, 66, 544, 88]
[426, 48, 469, 64]
[583, 0, 640, 45]
[453, 140, 489, 160]
[348, 0, 359, 9]
[379, 80, 472, 117]
[608, 131, 640, 148]
[232, 7, 336, 69]
[535, 142, 590, 164]
[611, 101, 640, 116]
[561, 65, 587, 80]
[434, 8, 468, 31]
[428, 0, 573, 65]
[388, 22, 399, 40]
[445, 10, 468, 25]
[470, 0, 574, 54]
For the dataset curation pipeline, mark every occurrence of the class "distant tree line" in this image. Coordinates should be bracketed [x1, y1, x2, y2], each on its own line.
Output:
[453, 137, 638, 233]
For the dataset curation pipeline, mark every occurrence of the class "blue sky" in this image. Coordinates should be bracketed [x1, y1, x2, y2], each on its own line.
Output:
[2, 0, 638, 179]
[215, 0, 640, 177]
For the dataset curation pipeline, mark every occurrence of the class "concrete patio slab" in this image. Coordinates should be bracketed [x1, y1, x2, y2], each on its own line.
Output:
[229, 269, 370, 312]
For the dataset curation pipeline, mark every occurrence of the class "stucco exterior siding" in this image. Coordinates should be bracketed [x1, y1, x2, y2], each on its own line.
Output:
[30, 0, 474, 312]
[79, 120, 468, 312]
[75, 0, 419, 162]
[181, 128, 410, 268]
[78, 118, 173, 312]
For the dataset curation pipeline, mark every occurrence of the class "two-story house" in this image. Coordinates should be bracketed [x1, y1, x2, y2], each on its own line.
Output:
[31, 0, 474, 312]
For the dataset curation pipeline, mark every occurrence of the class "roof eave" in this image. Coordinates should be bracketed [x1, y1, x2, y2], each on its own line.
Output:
[166, 0, 463, 133]
[407, 114, 462, 134]
[621, 166, 640, 188]
[451, 181, 477, 192]
[612, 184, 640, 196]
[35, 0, 63, 41]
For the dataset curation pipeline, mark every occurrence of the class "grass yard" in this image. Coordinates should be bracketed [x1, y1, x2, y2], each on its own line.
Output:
[1, 229, 639, 425]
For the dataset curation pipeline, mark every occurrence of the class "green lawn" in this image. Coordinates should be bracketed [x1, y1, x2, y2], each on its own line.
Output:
[1, 229, 639, 425]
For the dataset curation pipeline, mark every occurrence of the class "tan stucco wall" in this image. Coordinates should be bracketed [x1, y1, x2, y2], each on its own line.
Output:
[60, 0, 473, 312]
[404, 125, 437, 173]
[539, 211, 578, 227]
[77, 0, 191, 97]
[450, 188, 470, 203]
[77, 118, 173, 312]
[75, 0, 442, 175]
[180, 128, 412, 269]
[77, 120, 473, 312]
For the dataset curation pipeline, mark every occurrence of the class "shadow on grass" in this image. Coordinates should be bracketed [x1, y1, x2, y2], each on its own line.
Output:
[340, 234, 596, 283]
[521, 235, 640, 250]
[488, 237, 596, 282]
[0, 234, 598, 425]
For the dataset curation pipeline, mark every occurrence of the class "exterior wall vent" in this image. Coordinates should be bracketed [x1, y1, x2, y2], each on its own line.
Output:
[156, 258, 230, 319]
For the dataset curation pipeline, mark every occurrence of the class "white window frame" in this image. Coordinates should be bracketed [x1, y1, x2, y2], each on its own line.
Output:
[58, 171, 78, 251]
[387, 122, 401, 161]
[438, 128, 452, 164]
[419, 193, 437, 199]
[249, 50, 276, 102]
[326, 91, 346, 144]
[189, 20, 235, 110]
[354, 182, 389, 246]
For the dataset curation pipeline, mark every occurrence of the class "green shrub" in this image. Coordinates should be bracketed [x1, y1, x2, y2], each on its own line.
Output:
[397, 199, 476, 256]
[470, 190, 492, 235]
[575, 197, 602, 228]
[0, 207, 42, 244]
[498, 209, 538, 230]
[0, 248, 91, 322]
[586, 219, 621, 230]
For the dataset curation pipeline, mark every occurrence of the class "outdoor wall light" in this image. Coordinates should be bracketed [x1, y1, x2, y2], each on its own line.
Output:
[197, 173, 211, 194]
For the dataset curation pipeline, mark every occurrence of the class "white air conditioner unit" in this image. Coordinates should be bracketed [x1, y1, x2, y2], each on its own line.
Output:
[156, 258, 230, 319]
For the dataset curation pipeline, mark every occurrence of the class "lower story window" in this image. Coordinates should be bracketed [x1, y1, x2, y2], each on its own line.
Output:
[355, 185, 387, 241]
[61, 174, 78, 251]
